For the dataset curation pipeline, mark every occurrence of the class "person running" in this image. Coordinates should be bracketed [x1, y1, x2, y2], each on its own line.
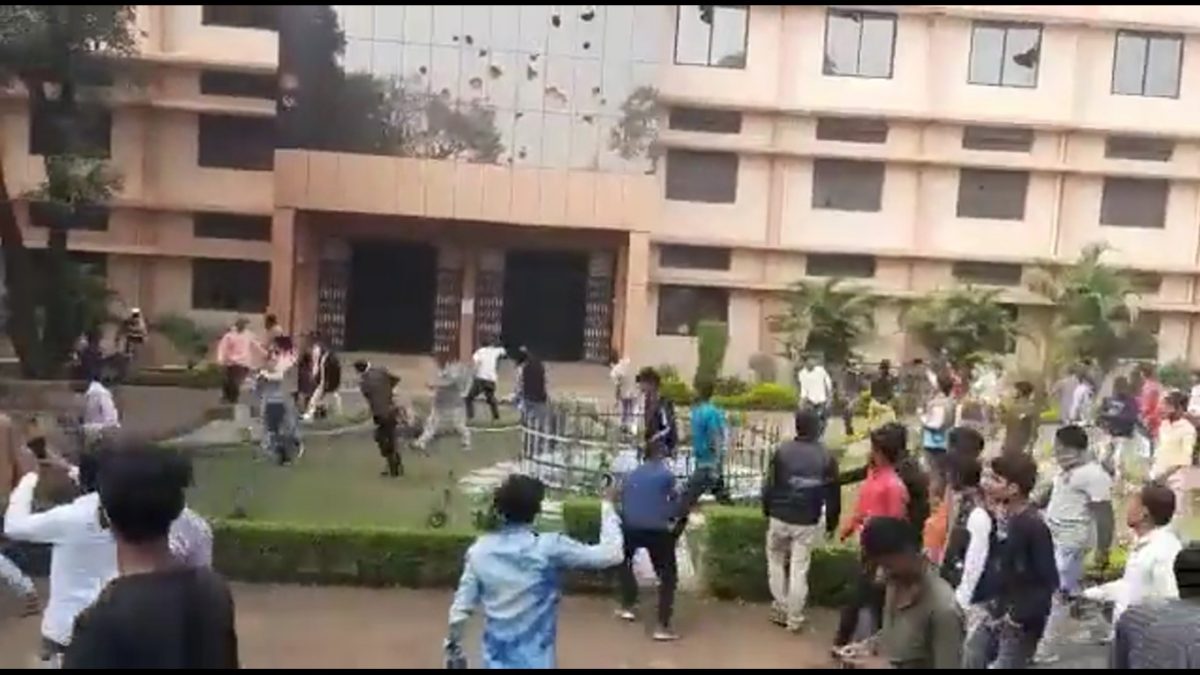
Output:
[761, 407, 840, 632]
[355, 360, 403, 478]
[81, 373, 121, 450]
[1001, 381, 1038, 456]
[64, 447, 238, 668]
[834, 423, 911, 648]
[4, 449, 117, 667]
[636, 367, 678, 460]
[796, 355, 833, 436]
[1083, 481, 1181, 626]
[445, 475, 623, 669]
[1153, 390, 1195, 526]
[1052, 367, 1081, 426]
[256, 336, 301, 466]
[1032, 424, 1115, 664]
[1112, 543, 1200, 669]
[678, 380, 731, 515]
[465, 340, 506, 422]
[963, 452, 1059, 669]
[921, 374, 956, 483]
[514, 347, 549, 426]
[417, 354, 472, 453]
[216, 318, 258, 405]
[616, 441, 682, 641]
[836, 517, 964, 670]
[870, 360, 897, 407]
[1099, 376, 1141, 482]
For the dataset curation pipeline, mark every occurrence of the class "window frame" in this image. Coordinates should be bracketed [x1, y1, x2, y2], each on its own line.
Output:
[1099, 177, 1169, 229]
[811, 158, 886, 213]
[822, 8, 898, 80]
[655, 285, 730, 336]
[955, 168, 1030, 221]
[664, 149, 740, 204]
[672, 5, 750, 70]
[191, 258, 270, 312]
[967, 21, 1043, 89]
[197, 114, 275, 171]
[805, 253, 877, 279]
[1110, 30, 1183, 99]
[193, 212, 272, 242]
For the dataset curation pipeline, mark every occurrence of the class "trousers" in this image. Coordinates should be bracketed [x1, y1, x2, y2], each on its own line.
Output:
[766, 519, 821, 628]
[619, 528, 678, 629]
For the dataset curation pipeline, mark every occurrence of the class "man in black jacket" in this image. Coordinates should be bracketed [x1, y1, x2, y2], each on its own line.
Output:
[762, 408, 840, 632]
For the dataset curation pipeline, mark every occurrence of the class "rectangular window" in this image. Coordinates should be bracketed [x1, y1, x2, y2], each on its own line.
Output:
[199, 70, 277, 100]
[191, 258, 270, 312]
[197, 114, 274, 170]
[956, 169, 1029, 220]
[665, 149, 738, 203]
[1112, 31, 1182, 98]
[29, 102, 111, 158]
[952, 261, 1023, 286]
[823, 9, 897, 79]
[659, 245, 732, 271]
[193, 213, 272, 242]
[1101, 177, 1169, 229]
[805, 253, 877, 279]
[812, 159, 885, 212]
[668, 107, 743, 134]
[1104, 135, 1175, 162]
[815, 117, 889, 144]
[1129, 272, 1163, 295]
[968, 21, 1042, 88]
[674, 5, 749, 68]
[28, 202, 109, 232]
[656, 285, 729, 336]
[962, 125, 1034, 152]
[201, 5, 276, 30]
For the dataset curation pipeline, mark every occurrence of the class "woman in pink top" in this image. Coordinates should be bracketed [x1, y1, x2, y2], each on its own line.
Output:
[216, 318, 258, 404]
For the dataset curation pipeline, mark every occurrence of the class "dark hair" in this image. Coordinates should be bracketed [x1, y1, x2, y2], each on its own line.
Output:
[949, 427, 985, 458]
[98, 446, 189, 544]
[273, 335, 294, 352]
[695, 380, 714, 401]
[353, 360, 369, 373]
[794, 407, 820, 441]
[78, 450, 106, 494]
[860, 517, 919, 559]
[1113, 376, 1130, 396]
[1166, 390, 1189, 411]
[870, 422, 906, 465]
[949, 454, 982, 491]
[1175, 544, 1200, 599]
[990, 453, 1039, 497]
[493, 474, 545, 525]
[937, 373, 955, 396]
[1140, 362, 1155, 378]
[635, 366, 660, 387]
[1055, 425, 1089, 451]
[1140, 481, 1176, 527]
[265, 314, 278, 328]
[1014, 381, 1033, 398]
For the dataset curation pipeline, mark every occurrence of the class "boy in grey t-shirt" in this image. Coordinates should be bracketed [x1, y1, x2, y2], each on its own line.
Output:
[416, 354, 472, 452]
[1032, 425, 1114, 664]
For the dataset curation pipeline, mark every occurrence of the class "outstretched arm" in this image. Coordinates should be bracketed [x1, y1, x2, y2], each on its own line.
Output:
[549, 501, 625, 569]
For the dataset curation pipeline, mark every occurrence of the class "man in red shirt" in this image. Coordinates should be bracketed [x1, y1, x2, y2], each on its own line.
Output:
[835, 423, 911, 647]
[1138, 363, 1163, 447]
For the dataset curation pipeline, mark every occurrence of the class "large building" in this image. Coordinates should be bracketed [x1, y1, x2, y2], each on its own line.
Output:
[7, 5, 1200, 375]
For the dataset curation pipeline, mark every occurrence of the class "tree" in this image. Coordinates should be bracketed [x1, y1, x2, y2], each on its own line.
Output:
[1027, 243, 1155, 376]
[0, 5, 137, 377]
[905, 286, 1018, 372]
[769, 278, 881, 366]
[693, 320, 728, 391]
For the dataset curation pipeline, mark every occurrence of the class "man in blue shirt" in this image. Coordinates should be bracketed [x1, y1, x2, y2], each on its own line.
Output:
[617, 442, 681, 641]
[680, 381, 732, 519]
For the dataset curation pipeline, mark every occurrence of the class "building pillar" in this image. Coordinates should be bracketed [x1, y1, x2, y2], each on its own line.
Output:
[620, 231, 651, 364]
[458, 248, 478, 362]
[269, 208, 297, 332]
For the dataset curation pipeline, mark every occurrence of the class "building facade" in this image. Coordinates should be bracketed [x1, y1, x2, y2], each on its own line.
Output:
[7, 5, 1200, 375]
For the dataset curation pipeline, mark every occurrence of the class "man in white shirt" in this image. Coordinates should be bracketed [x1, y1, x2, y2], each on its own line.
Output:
[796, 355, 833, 435]
[81, 376, 120, 448]
[609, 350, 635, 429]
[4, 449, 117, 667]
[465, 340, 506, 422]
[1154, 391, 1196, 526]
[1084, 482, 1182, 626]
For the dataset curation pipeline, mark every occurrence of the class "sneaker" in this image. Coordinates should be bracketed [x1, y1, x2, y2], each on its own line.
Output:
[768, 606, 787, 627]
[785, 618, 807, 634]
[652, 627, 680, 642]
[615, 608, 637, 622]
[1032, 650, 1060, 666]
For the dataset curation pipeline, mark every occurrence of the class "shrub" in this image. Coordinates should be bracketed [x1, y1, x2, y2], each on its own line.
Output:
[660, 375, 695, 406]
[713, 382, 798, 411]
[1158, 359, 1192, 392]
[713, 376, 750, 397]
[748, 352, 778, 384]
[151, 313, 220, 368]
[693, 320, 728, 391]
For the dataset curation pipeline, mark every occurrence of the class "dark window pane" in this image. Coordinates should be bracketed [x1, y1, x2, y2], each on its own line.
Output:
[28, 202, 109, 232]
[192, 258, 270, 312]
[805, 254, 876, 278]
[1112, 32, 1148, 95]
[199, 70, 277, 100]
[656, 285, 728, 336]
[1129, 272, 1162, 295]
[1100, 177, 1168, 228]
[665, 149, 738, 203]
[812, 159, 884, 212]
[962, 125, 1034, 152]
[1144, 35, 1182, 97]
[1104, 135, 1174, 161]
[956, 169, 1029, 220]
[197, 114, 274, 170]
[659, 245, 732, 270]
[202, 6, 276, 30]
[952, 261, 1023, 286]
[29, 102, 111, 158]
[193, 213, 272, 241]
[968, 24, 1005, 85]
[815, 117, 889, 144]
[669, 107, 743, 134]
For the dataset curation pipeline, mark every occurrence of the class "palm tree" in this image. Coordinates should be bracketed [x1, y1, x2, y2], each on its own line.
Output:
[1027, 243, 1155, 376]
[905, 286, 1019, 372]
[769, 277, 881, 367]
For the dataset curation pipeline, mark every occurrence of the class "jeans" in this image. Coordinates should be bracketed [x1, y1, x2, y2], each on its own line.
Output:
[619, 528, 678, 629]
[963, 616, 1041, 669]
[464, 378, 499, 421]
[221, 365, 248, 404]
[261, 398, 299, 464]
[680, 465, 732, 511]
[1039, 545, 1087, 656]
[766, 519, 821, 628]
[373, 413, 401, 476]
[0, 552, 34, 596]
[835, 559, 885, 646]
[417, 407, 472, 450]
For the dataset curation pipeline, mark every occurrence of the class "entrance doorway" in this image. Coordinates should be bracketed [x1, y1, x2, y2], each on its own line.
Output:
[346, 241, 435, 353]
[502, 250, 587, 361]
